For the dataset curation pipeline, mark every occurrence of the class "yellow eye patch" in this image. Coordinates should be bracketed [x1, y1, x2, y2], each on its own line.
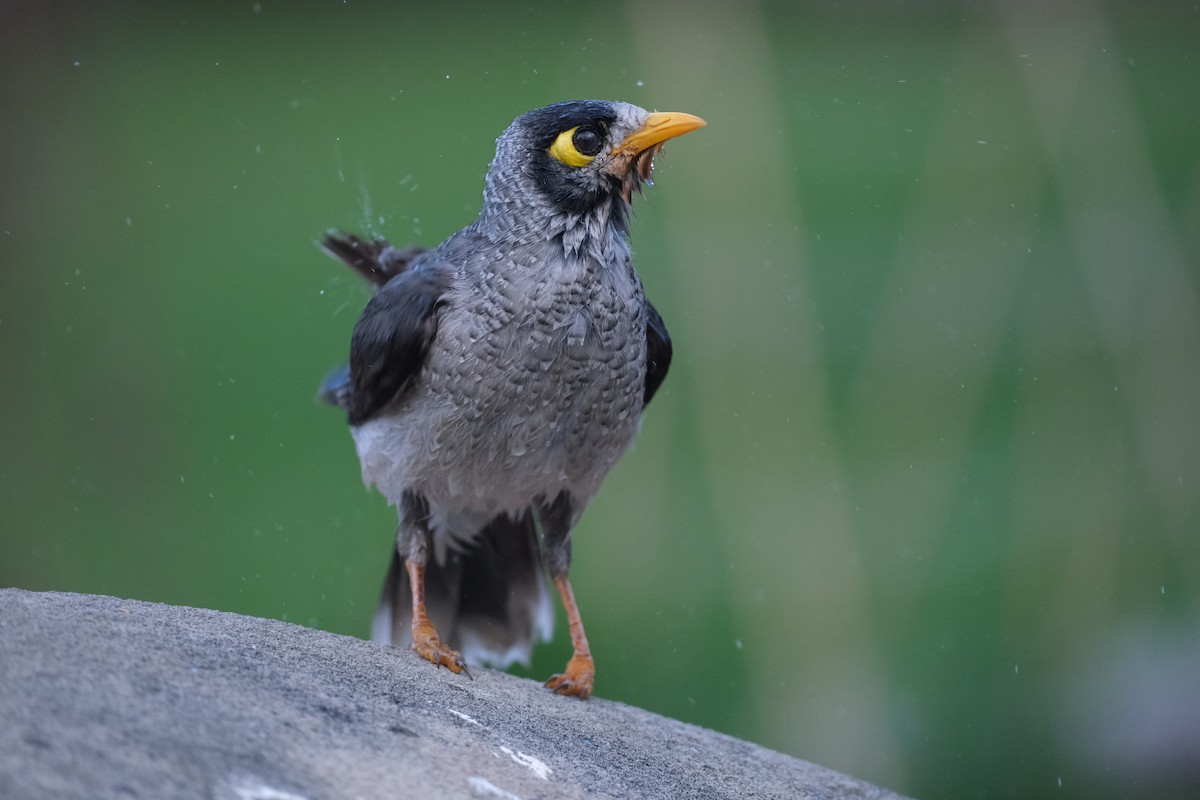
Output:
[548, 126, 601, 168]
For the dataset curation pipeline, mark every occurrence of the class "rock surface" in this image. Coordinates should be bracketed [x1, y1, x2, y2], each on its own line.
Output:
[0, 589, 906, 799]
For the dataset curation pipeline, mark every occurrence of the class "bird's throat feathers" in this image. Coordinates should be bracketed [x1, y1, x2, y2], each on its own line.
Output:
[476, 193, 629, 267]
[558, 204, 628, 261]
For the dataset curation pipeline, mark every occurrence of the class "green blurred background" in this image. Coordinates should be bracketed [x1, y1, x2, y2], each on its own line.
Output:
[3, 1, 1198, 797]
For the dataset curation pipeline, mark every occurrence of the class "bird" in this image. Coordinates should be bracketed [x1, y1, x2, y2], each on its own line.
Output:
[319, 100, 704, 699]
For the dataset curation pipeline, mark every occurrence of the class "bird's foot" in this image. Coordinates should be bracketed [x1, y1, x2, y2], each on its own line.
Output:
[411, 622, 472, 678]
[544, 653, 595, 699]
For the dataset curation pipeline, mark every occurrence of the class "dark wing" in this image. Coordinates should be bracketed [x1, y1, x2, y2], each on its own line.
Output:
[345, 259, 455, 425]
[320, 230, 428, 289]
[643, 298, 672, 407]
[316, 230, 428, 412]
[318, 363, 352, 408]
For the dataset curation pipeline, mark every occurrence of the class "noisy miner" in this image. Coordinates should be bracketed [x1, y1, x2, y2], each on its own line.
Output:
[320, 100, 705, 699]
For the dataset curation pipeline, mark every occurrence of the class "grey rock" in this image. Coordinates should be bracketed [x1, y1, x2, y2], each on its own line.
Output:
[0, 589, 906, 800]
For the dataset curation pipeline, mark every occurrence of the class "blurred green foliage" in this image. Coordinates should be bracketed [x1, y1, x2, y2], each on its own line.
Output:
[2, 2, 1198, 798]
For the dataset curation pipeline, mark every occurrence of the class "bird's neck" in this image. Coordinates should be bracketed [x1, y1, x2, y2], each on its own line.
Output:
[477, 197, 630, 263]
[556, 202, 630, 262]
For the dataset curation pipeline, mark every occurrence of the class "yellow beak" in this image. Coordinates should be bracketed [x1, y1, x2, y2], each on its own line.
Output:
[613, 111, 707, 156]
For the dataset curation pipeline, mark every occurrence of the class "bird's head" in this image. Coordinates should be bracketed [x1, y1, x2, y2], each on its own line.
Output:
[482, 100, 705, 229]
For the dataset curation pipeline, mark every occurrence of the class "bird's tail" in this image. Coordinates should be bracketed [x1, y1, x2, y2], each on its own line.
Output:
[371, 510, 554, 669]
[319, 231, 427, 289]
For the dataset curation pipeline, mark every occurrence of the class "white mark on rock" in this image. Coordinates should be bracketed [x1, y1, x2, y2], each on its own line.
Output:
[225, 777, 310, 800]
[449, 708, 484, 727]
[467, 776, 524, 799]
[499, 746, 552, 780]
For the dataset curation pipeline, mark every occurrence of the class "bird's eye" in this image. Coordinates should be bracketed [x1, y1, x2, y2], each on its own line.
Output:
[548, 125, 604, 168]
[572, 127, 602, 156]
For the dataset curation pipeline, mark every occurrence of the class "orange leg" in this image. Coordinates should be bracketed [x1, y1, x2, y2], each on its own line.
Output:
[544, 574, 595, 699]
[406, 561, 471, 678]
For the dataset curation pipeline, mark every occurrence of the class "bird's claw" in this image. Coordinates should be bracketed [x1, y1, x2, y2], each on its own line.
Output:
[411, 625, 472, 679]
[544, 654, 594, 700]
